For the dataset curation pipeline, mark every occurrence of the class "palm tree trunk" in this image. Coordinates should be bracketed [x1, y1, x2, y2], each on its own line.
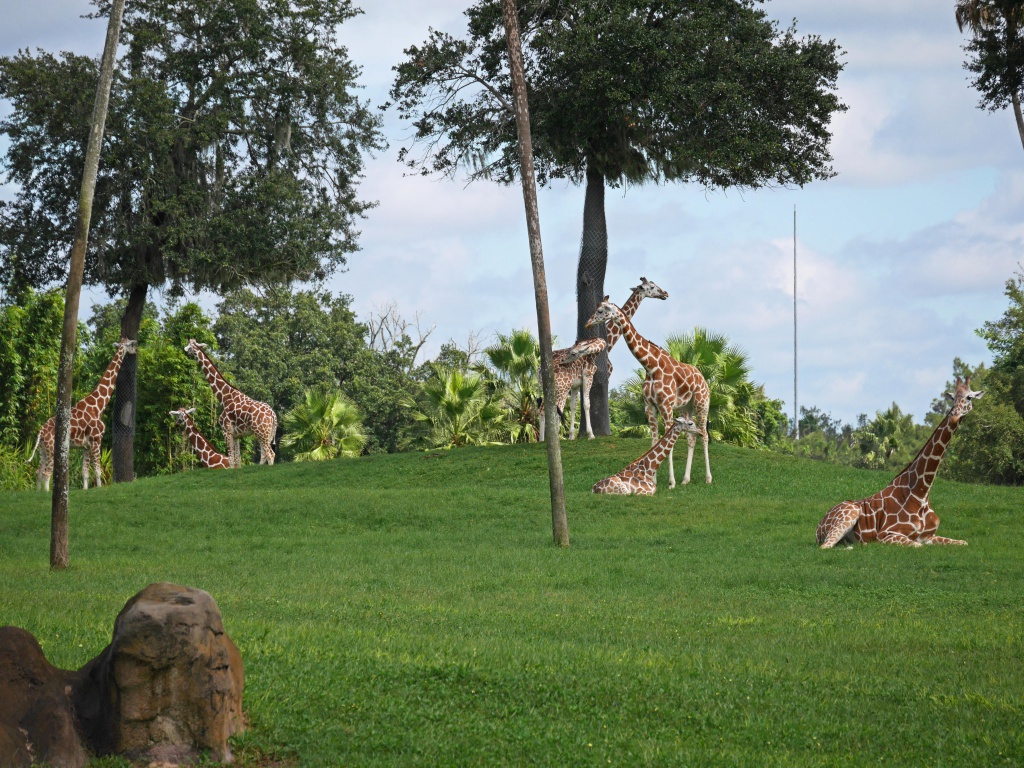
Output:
[112, 281, 147, 482]
[501, 0, 568, 546]
[576, 164, 611, 436]
[50, 0, 126, 569]
[1013, 91, 1024, 152]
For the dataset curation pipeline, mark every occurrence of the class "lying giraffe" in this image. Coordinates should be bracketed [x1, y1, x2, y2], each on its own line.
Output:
[587, 300, 711, 487]
[539, 338, 606, 441]
[539, 277, 669, 441]
[593, 415, 701, 495]
[184, 339, 277, 467]
[30, 338, 138, 491]
[170, 408, 232, 469]
[817, 377, 983, 549]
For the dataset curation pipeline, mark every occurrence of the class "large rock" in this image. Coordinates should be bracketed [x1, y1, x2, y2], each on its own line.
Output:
[73, 583, 245, 764]
[1, 583, 244, 767]
[0, 626, 88, 768]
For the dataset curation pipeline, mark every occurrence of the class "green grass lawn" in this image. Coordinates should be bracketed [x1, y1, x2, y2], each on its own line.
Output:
[2, 440, 1022, 766]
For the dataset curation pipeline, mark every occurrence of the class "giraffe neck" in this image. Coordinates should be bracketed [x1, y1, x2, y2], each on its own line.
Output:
[89, 345, 129, 413]
[181, 414, 218, 455]
[633, 422, 684, 473]
[613, 310, 663, 374]
[194, 348, 236, 404]
[892, 411, 959, 500]
[606, 287, 644, 351]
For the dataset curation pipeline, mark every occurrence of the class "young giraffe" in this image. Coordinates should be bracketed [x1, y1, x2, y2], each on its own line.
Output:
[170, 408, 232, 469]
[29, 337, 138, 491]
[586, 301, 711, 487]
[593, 415, 702, 495]
[538, 338, 606, 441]
[538, 278, 669, 441]
[184, 339, 277, 468]
[817, 377, 984, 549]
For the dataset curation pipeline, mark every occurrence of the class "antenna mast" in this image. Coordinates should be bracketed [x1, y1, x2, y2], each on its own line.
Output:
[793, 205, 799, 440]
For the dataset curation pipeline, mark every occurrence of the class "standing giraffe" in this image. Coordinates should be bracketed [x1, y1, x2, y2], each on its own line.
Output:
[586, 301, 711, 487]
[29, 337, 138, 491]
[539, 337, 606, 441]
[593, 415, 701, 495]
[183, 339, 277, 467]
[817, 377, 984, 549]
[539, 277, 669, 441]
[170, 408, 232, 469]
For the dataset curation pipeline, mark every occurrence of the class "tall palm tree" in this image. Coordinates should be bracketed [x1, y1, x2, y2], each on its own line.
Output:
[480, 329, 541, 443]
[665, 328, 760, 447]
[281, 389, 368, 462]
[405, 364, 506, 449]
[955, 0, 1024, 150]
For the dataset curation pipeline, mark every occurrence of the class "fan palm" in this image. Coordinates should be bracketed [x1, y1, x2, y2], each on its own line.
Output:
[281, 389, 368, 462]
[665, 328, 760, 447]
[479, 329, 541, 443]
[405, 364, 506, 449]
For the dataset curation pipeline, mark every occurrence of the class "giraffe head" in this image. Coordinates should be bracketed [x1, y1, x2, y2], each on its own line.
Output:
[672, 415, 701, 436]
[117, 337, 139, 355]
[183, 338, 209, 359]
[584, 301, 624, 331]
[945, 376, 985, 423]
[169, 407, 197, 424]
[633, 277, 669, 301]
[560, 337, 607, 366]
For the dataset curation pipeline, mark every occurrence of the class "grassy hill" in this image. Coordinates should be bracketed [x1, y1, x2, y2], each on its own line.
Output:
[1, 440, 1022, 766]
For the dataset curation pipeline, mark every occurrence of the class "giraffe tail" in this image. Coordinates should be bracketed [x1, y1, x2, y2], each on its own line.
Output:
[28, 432, 41, 463]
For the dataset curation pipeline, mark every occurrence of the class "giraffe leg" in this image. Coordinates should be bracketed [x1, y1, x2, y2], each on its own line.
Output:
[538, 401, 546, 442]
[581, 371, 595, 439]
[260, 432, 275, 465]
[817, 501, 861, 549]
[224, 431, 237, 469]
[567, 386, 579, 440]
[81, 448, 90, 490]
[90, 440, 103, 487]
[878, 530, 923, 548]
[924, 536, 967, 546]
[698, 405, 712, 484]
[681, 431, 696, 486]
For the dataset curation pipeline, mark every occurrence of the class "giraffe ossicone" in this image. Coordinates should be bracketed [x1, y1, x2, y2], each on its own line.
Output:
[30, 337, 138, 491]
[170, 408, 232, 470]
[586, 300, 711, 487]
[816, 377, 984, 549]
[184, 338, 278, 468]
[593, 415, 701, 495]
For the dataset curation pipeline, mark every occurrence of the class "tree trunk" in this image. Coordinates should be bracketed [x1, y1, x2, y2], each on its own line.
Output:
[112, 282, 148, 483]
[50, 0, 126, 570]
[500, 0, 569, 547]
[575, 164, 611, 436]
[1013, 91, 1024, 153]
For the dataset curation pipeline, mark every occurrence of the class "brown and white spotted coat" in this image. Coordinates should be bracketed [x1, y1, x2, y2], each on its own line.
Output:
[587, 301, 711, 488]
[170, 408, 232, 470]
[30, 338, 138, 491]
[593, 415, 701, 495]
[184, 339, 277, 468]
[817, 377, 984, 549]
[539, 277, 669, 441]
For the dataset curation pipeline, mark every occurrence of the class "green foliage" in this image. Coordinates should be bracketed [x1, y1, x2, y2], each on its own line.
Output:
[0, 288, 75, 447]
[478, 329, 541, 443]
[955, 1, 1024, 120]
[1, 443, 1022, 764]
[404, 364, 506, 449]
[0, 442, 34, 491]
[281, 389, 368, 462]
[392, 0, 847, 189]
[0, 0, 383, 297]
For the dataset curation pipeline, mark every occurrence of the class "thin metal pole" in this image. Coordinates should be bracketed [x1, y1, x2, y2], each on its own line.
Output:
[793, 205, 799, 440]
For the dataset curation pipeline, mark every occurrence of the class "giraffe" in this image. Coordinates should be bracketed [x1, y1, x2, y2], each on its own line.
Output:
[170, 408, 232, 469]
[817, 377, 984, 549]
[538, 337, 606, 441]
[183, 339, 277, 468]
[593, 415, 701, 495]
[586, 301, 711, 487]
[538, 277, 669, 441]
[29, 337, 138, 491]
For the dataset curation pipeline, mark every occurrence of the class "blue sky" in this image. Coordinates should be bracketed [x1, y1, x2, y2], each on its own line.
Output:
[3, 0, 1022, 426]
